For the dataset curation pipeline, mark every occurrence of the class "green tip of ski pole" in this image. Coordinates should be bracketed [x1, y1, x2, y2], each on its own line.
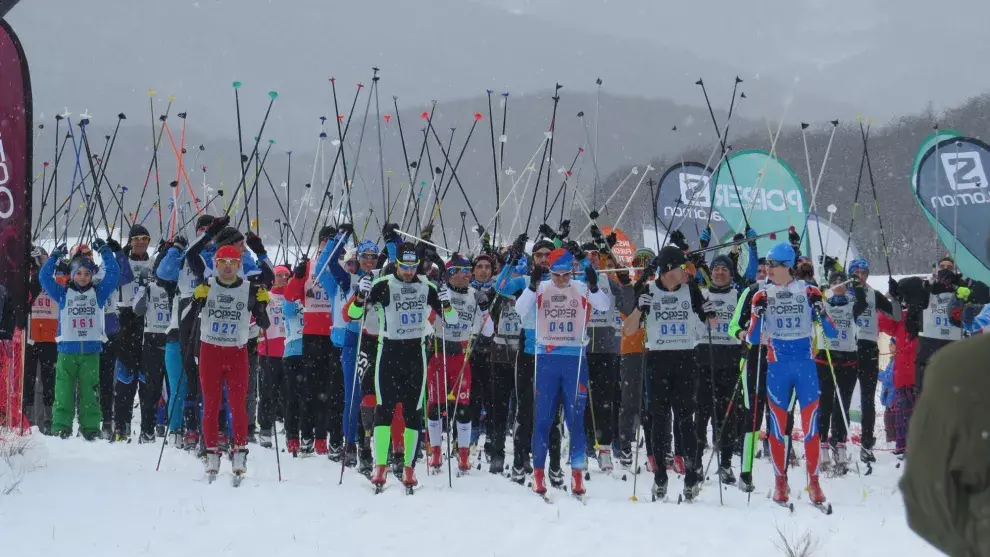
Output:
[269, 139, 275, 145]
[268, 90, 279, 100]
[233, 81, 242, 89]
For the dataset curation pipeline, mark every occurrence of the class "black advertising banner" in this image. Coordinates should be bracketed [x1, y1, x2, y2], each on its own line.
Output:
[0, 17, 32, 325]
[654, 161, 734, 248]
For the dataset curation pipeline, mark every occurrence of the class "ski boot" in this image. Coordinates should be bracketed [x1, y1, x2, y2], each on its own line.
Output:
[155, 424, 166, 438]
[101, 423, 113, 441]
[300, 437, 314, 455]
[548, 464, 565, 489]
[401, 466, 418, 494]
[672, 455, 686, 475]
[651, 476, 668, 501]
[314, 439, 329, 456]
[597, 448, 614, 472]
[344, 443, 358, 468]
[716, 466, 737, 485]
[57, 429, 71, 439]
[428, 446, 443, 471]
[618, 448, 633, 470]
[819, 443, 832, 475]
[168, 431, 184, 449]
[327, 442, 343, 463]
[183, 430, 200, 451]
[771, 475, 791, 504]
[82, 430, 99, 442]
[532, 468, 548, 495]
[807, 475, 827, 504]
[457, 447, 471, 473]
[358, 442, 374, 477]
[646, 455, 657, 474]
[488, 455, 505, 475]
[204, 450, 221, 482]
[738, 471, 756, 493]
[259, 431, 273, 449]
[286, 438, 301, 457]
[860, 446, 876, 464]
[138, 431, 156, 444]
[370, 465, 388, 493]
[570, 469, 586, 496]
[832, 443, 850, 476]
[510, 465, 527, 484]
[682, 464, 702, 501]
[231, 448, 248, 486]
[521, 454, 534, 475]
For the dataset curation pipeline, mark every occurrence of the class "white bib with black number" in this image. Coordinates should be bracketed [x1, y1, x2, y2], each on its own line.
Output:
[921, 292, 962, 341]
[200, 279, 251, 347]
[589, 279, 619, 334]
[57, 288, 105, 343]
[495, 296, 522, 345]
[305, 265, 333, 314]
[434, 287, 475, 342]
[380, 276, 430, 340]
[535, 281, 587, 348]
[265, 292, 286, 340]
[820, 301, 857, 352]
[702, 289, 739, 346]
[644, 282, 694, 351]
[123, 258, 154, 308]
[144, 284, 173, 334]
[855, 286, 879, 342]
[764, 281, 813, 342]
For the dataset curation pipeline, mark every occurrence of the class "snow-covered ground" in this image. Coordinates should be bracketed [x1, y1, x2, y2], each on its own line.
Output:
[0, 426, 939, 557]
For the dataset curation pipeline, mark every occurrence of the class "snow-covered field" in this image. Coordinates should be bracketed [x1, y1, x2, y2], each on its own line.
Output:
[0, 426, 939, 557]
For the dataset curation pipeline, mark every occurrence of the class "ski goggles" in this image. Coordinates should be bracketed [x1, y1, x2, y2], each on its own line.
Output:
[449, 266, 472, 275]
[397, 261, 419, 271]
[358, 252, 379, 261]
[216, 257, 241, 266]
[550, 270, 572, 278]
[765, 259, 789, 269]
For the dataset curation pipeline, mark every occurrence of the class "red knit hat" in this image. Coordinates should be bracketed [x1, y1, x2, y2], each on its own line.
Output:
[215, 245, 242, 260]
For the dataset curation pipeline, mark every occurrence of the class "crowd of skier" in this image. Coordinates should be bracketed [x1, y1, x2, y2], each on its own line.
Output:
[21, 215, 990, 503]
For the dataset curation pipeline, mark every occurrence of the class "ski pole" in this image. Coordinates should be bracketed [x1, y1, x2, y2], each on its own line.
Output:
[705, 326, 724, 505]
[843, 117, 872, 269]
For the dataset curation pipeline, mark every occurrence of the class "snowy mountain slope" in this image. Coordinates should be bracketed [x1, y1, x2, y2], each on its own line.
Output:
[1, 428, 939, 557]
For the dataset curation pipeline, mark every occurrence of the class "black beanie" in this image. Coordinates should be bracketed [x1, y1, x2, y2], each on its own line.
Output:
[196, 215, 214, 230]
[396, 242, 419, 266]
[214, 226, 245, 247]
[532, 239, 555, 254]
[129, 224, 151, 239]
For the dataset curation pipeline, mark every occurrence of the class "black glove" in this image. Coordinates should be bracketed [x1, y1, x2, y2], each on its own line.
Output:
[529, 265, 543, 291]
[936, 269, 958, 289]
[172, 235, 189, 252]
[420, 224, 434, 241]
[474, 290, 492, 312]
[565, 240, 584, 260]
[92, 238, 108, 252]
[854, 284, 867, 305]
[106, 238, 122, 253]
[558, 220, 571, 240]
[616, 270, 631, 286]
[245, 232, 266, 256]
[337, 222, 354, 235]
[538, 223, 556, 239]
[670, 230, 688, 251]
[206, 215, 230, 236]
[606, 231, 617, 248]
[589, 224, 603, 241]
[293, 258, 308, 280]
[888, 277, 900, 300]
[788, 226, 801, 247]
[382, 222, 399, 242]
[584, 266, 599, 292]
[820, 255, 840, 272]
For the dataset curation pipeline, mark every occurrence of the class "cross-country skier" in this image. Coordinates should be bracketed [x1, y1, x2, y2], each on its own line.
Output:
[26, 246, 58, 434]
[746, 242, 837, 507]
[280, 278, 307, 456]
[39, 239, 120, 440]
[622, 246, 715, 502]
[425, 253, 494, 473]
[347, 241, 456, 493]
[320, 227, 380, 466]
[814, 270, 865, 475]
[257, 265, 290, 448]
[616, 248, 653, 470]
[468, 252, 496, 459]
[845, 258, 901, 464]
[192, 244, 270, 481]
[904, 256, 970, 392]
[515, 247, 610, 497]
[487, 250, 524, 474]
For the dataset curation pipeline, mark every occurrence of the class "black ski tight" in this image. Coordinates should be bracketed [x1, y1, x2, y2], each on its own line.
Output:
[856, 340, 880, 449]
[816, 354, 857, 446]
[695, 363, 739, 469]
[585, 352, 619, 448]
[645, 350, 699, 483]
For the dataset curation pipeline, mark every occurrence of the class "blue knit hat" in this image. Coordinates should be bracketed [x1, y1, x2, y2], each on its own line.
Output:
[848, 258, 869, 275]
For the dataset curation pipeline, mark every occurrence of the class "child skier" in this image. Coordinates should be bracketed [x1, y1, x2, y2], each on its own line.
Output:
[515, 247, 610, 497]
[192, 245, 271, 482]
[39, 239, 120, 440]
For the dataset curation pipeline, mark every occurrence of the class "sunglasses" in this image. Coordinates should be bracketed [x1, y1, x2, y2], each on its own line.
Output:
[217, 258, 241, 265]
[450, 266, 472, 274]
[130, 235, 151, 242]
[398, 262, 418, 270]
[550, 271, 572, 278]
[765, 259, 788, 269]
[359, 253, 378, 260]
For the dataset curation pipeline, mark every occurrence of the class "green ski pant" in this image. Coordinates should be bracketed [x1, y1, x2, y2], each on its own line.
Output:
[52, 353, 102, 435]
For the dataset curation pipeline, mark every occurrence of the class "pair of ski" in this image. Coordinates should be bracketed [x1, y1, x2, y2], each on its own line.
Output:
[372, 482, 417, 495]
[775, 500, 834, 515]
